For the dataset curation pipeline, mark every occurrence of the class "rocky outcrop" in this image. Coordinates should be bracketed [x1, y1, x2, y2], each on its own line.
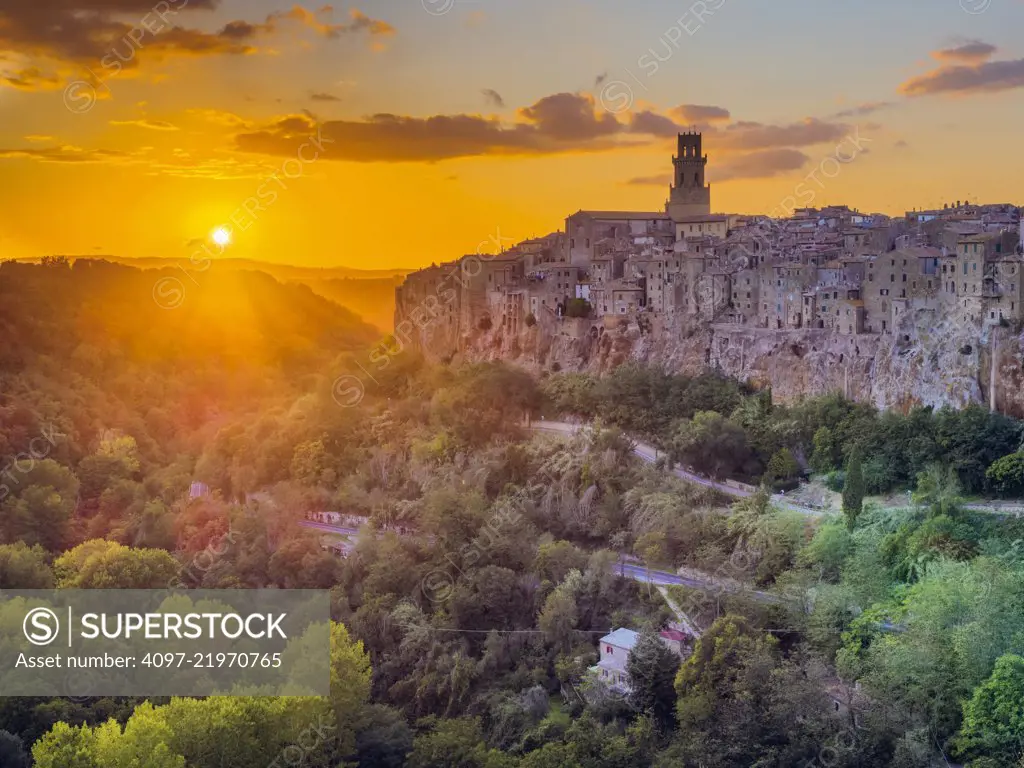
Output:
[433, 308, 1024, 416]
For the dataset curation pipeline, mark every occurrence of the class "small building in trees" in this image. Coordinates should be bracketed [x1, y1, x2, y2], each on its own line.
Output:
[591, 627, 691, 692]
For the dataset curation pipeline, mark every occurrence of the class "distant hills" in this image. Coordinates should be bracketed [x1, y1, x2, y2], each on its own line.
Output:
[6, 256, 410, 332]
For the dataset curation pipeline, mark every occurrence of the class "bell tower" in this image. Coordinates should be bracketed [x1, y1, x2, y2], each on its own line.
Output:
[667, 131, 711, 222]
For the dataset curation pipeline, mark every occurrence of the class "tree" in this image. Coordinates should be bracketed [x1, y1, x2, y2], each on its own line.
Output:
[0, 459, 79, 551]
[767, 447, 800, 484]
[627, 628, 681, 729]
[810, 426, 839, 474]
[354, 705, 413, 768]
[54, 540, 179, 589]
[841, 449, 865, 530]
[670, 411, 752, 479]
[564, 299, 591, 318]
[0, 730, 30, 768]
[31, 722, 98, 768]
[955, 654, 1024, 763]
[0, 542, 55, 588]
[534, 540, 588, 584]
[538, 570, 581, 651]
[986, 452, 1024, 497]
[329, 621, 373, 758]
[408, 718, 514, 768]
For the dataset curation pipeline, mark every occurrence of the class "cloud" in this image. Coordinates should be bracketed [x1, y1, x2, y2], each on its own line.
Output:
[481, 89, 505, 108]
[932, 41, 997, 63]
[235, 93, 636, 162]
[900, 55, 1024, 96]
[109, 118, 179, 131]
[594, 72, 608, 88]
[311, 91, 341, 102]
[628, 110, 682, 138]
[894, 140, 909, 150]
[668, 104, 731, 123]
[1, 67, 62, 91]
[831, 101, 895, 118]
[0, 144, 131, 163]
[230, 93, 856, 166]
[0, 3, 393, 83]
[709, 148, 810, 182]
[515, 92, 621, 141]
[0, 1, 252, 71]
[187, 108, 253, 128]
[346, 8, 396, 38]
[625, 173, 672, 186]
[714, 118, 851, 151]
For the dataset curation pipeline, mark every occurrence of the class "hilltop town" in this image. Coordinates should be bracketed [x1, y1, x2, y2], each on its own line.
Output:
[394, 132, 1024, 413]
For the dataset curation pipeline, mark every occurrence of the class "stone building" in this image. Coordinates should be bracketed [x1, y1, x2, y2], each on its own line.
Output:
[396, 131, 1021, 353]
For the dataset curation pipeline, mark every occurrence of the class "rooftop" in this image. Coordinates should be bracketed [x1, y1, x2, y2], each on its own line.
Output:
[571, 210, 670, 221]
[600, 628, 639, 650]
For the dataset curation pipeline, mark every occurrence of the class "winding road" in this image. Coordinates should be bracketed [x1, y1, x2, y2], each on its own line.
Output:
[529, 420, 824, 517]
[300, 520, 783, 605]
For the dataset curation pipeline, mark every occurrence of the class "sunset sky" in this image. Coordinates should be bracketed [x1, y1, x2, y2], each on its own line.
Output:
[1, 0, 1022, 269]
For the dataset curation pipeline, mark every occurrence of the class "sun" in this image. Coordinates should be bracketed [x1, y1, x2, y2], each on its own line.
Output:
[211, 227, 231, 247]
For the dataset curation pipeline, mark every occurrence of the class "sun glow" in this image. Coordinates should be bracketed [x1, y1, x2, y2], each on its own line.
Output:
[211, 227, 231, 247]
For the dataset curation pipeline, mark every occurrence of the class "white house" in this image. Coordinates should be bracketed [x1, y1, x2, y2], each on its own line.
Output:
[593, 628, 638, 691]
[591, 627, 692, 693]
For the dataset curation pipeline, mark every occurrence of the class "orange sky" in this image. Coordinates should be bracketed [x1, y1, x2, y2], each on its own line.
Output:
[1, 0, 1022, 269]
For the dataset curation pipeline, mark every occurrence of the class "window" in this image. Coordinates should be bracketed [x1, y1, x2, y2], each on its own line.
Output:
[605, 646, 613, 654]
[890, 274, 895, 282]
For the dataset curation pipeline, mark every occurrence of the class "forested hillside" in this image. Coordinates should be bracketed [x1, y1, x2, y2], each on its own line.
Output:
[3, 262, 1024, 766]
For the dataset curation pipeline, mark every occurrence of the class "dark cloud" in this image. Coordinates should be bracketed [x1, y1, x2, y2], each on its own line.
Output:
[900, 56, 1024, 96]
[0, 2, 393, 81]
[932, 41, 997, 63]
[594, 72, 607, 87]
[231, 93, 853, 165]
[0, 1, 250, 70]
[235, 93, 633, 162]
[628, 110, 680, 138]
[894, 140, 909, 150]
[668, 104, 731, 123]
[516, 92, 621, 141]
[715, 118, 851, 151]
[709, 148, 810, 182]
[481, 89, 505, 108]
[311, 91, 341, 102]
